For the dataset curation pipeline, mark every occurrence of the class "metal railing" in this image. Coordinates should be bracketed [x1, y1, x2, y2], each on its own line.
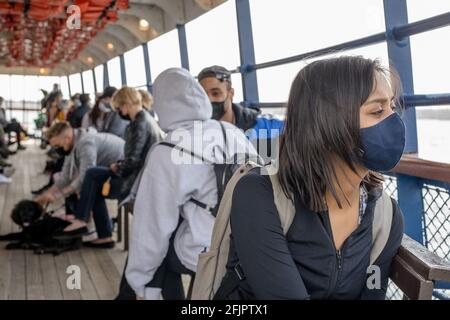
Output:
[383, 175, 450, 299]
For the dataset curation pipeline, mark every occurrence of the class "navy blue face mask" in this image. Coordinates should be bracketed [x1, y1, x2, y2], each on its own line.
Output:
[356, 112, 405, 172]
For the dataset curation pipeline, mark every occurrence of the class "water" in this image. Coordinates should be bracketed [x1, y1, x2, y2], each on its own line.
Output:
[417, 119, 450, 164]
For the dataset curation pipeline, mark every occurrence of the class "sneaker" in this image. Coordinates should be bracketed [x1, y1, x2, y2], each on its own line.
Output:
[0, 174, 12, 184]
[17, 145, 26, 151]
[82, 220, 98, 242]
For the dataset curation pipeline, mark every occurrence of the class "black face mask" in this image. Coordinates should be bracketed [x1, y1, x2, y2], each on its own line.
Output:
[118, 110, 131, 121]
[55, 146, 71, 156]
[211, 101, 226, 120]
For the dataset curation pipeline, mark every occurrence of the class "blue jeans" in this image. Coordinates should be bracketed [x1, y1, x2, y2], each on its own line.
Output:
[75, 166, 122, 239]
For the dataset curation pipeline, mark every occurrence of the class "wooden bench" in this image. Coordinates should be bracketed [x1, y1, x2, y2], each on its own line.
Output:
[116, 201, 133, 251]
[390, 234, 450, 299]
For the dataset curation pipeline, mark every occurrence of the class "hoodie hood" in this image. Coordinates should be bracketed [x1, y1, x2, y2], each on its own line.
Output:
[153, 68, 212, 132]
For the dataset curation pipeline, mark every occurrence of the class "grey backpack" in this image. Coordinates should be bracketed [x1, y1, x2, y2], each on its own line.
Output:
[191, 161, 393, 300]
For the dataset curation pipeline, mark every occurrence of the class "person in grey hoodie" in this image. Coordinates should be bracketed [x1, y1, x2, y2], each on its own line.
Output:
[125, 68, 259, 300]
[34, 122, 124, 215]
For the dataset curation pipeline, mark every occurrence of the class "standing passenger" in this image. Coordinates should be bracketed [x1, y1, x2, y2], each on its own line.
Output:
[125, 68, 258, 300]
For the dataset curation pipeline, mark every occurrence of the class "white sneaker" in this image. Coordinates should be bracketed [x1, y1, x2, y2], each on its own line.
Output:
[0, 174, 12, 184]
[82, 219, 98, 242]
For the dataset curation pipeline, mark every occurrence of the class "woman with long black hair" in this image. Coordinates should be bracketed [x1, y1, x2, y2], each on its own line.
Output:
[216, 56, 405, 300]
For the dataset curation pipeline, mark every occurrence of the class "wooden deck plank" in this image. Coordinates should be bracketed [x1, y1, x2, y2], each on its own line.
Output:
[25, 250, 45, 300]
[39, 254, 64, 300]
[8, 250, 26, 300]
[81, 248, 117, 300]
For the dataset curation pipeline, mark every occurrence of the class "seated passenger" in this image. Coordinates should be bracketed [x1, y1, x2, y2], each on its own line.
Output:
[0, 96, 28, 151]
[100, 86, 130, 138]
[138, 89, 156, 119]
[55, 87, 163, 247]
[68, 93, 91, 129]
[125, 68, 258, 300]
[215, 56, 405, 300]
[34, 122, 124, 231]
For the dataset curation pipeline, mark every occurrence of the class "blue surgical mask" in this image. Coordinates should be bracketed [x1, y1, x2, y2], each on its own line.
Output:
[356, 112, 405, 172]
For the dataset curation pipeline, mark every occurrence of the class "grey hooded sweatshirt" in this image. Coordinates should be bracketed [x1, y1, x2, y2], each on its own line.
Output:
[125, 68, 258, 299]
[55, 128, 124, 193]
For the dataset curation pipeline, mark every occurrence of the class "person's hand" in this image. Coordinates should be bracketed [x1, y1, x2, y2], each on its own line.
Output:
[35, 192, 56, 206]
[136, 295, 145, 300]
[110, 163, 119, 173]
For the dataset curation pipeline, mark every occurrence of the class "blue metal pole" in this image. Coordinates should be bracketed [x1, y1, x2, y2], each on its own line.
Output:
[235, 0, 259, 106]
[177, 24, 190, 70]
[119, 54, 127, 86]
[384, 0, 424, 244]
[66, 75, 72, 97]
[92, 69, 97, 94]
[103, 63, 109, 89]
[142, 42, 153, 93]
[80, 72, 85, 94]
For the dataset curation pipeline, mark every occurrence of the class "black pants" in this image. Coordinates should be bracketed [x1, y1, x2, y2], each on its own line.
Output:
[115, 235, 194, 300]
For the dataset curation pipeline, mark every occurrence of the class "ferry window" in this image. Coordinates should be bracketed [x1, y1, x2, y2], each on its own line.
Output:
[410, 26, 450, 94]
[417, 105, 450, 164]
[185, 0, 240, 87]
[82, 70, 95, 100]
[94, 65, 104, 92]
[407, 0, 450, 22]
[60, 76, 70, 98]
[39, 76, 60, 97]
[147, 29, 180, 80]
[124, 46, 147, 89]
[250, 0, 385, 64]
[256, 43, 389, 103]
[69, 73, 82, 95]
[10, 75, 25, 102]
[0, 75, 10, 101]
[24, 76, 40, 102]
[107, 57, 122, 88]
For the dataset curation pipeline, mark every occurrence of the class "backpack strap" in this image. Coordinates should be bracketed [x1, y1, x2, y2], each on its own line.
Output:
[268, 172, 296, 234]
[159, 122, 228, 215]
[159, 141, 210, 163]
[370, 191, 393, 265]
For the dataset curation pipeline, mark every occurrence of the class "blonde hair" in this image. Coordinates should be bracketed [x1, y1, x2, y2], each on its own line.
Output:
[46, 121, 71, 140]
[111, 86, 141, 110]
[138, 89, 153, 111]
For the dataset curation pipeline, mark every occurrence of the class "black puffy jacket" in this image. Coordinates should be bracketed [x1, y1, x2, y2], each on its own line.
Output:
[117, 110, 162, 196]
[232, 103, 260, 131]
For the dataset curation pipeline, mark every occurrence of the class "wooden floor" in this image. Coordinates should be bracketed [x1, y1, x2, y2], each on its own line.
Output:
[0, 140, 128, 300]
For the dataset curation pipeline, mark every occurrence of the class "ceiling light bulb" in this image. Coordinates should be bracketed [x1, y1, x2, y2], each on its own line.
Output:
[139, 19, 150, 31]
